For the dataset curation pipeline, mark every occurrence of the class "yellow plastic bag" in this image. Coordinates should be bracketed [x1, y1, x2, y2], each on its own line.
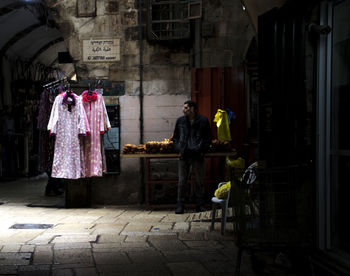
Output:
[226, 156, 245, 179]
[214, 181, 231, 199]
[213, 109, 231, 141]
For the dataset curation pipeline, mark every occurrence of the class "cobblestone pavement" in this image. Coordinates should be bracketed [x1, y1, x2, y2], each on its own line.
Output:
[0, 175, 299, 276]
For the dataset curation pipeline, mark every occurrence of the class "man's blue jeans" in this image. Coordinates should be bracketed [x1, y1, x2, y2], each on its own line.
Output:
[177, 157, 205, 206]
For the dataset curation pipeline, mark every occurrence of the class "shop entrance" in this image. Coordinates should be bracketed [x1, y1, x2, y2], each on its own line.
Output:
[0, 1, 75, 203]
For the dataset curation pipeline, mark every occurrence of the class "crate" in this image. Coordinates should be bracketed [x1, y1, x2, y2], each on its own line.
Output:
[231, 165, 310, 275]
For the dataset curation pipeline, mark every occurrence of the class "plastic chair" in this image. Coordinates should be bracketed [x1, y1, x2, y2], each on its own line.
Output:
[211, 181, 231, 235]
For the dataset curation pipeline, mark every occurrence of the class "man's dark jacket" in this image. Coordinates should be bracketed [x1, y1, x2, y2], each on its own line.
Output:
[173, 114, 212, 158]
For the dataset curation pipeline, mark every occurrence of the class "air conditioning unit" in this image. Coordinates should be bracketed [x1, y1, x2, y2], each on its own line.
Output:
[188, 1, 202, 19]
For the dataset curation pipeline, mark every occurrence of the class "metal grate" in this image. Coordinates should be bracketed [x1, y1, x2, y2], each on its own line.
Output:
[10, 224, 54, 229]
[148, 0, 190, 40]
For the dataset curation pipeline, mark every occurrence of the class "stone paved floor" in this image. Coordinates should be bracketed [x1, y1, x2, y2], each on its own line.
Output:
[0, 175, 300, 276]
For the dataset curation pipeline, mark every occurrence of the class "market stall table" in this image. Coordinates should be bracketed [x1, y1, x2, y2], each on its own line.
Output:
[122, 151, 237, 209]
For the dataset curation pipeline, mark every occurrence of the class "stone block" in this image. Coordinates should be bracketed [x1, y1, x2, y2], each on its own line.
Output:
[119, 95, 140, 118]
[0, 252, 31, 266]
[94, 252, 131, 265]
[52, 268, 74, 276]
[183, 240, 224, 249]
[147, 234, 178, 241]
[143, 117, 175, 132]
[77, 0, 96, 17]
[74, 267, 98, 276]
[52, 234, 97, 244]
[170, 52, 189, 64]
[124, 235, 147, 242]
[150, 52, 171, 65]
[127, 250, 167, 264]
[173, 222, 190, 233]
[33, 251, 53, 265]
[92, 241, 150, 251]
[28, 235, 55, 245]
[202, 22, 216, 37]
[87, 66, 110, 79]
[167, 261, 211, 276]
[162, 249, 223, 262]
[120, 118, 140, 132]
[125, 26, 146, 41]
[143, 106, 182, 119]
[190, 222, 211, 232]
[53, 243, 92, 250]
[122, 10, 138, 25]
[122, 224, 152, 232]
[54, 249, 94, 264]
[123, 41, 139, 55]
[142, 66, 191, 82]
[59, 21, 75, 38]
[109, 14, 122, 35]
[98, 234, 126, 243]
[143, 132, 174, 142]
[91, 225, 125, 235]
[1, 244, 21, 252]
[144, 95, 188, 108]
[149, 240, 187, 251]
[106, 1, 119, 14]
[20, 245, 35, 253]
[150, 223, 173, 232]
[122, 54, 139, 67]
[0, 265, 17, 275]
[18, 264, 51, 273]
[200, 260, 235, 275]
[47, 224, 93, 234]
[97, 263, 171, 275]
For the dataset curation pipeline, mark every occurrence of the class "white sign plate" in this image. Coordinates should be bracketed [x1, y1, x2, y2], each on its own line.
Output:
[83, 38, 120, 62]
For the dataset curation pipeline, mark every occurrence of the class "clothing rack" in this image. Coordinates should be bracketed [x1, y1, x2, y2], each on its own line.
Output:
[43, 77, 67, 88]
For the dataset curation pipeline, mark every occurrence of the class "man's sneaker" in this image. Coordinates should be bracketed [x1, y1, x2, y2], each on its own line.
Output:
[196, 205, 207, 212]
[175, 205, 184, 214]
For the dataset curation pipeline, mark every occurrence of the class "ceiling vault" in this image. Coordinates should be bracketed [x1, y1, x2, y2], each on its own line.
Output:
[0, 23, 45, 55]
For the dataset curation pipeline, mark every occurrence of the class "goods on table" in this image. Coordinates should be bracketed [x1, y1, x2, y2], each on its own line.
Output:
[122, 138, 233, 154]
[210, 139, 233, 152]
[122, 138, 173, 154]
[122, 144, 146, 154]
[145, 139, 173, 153]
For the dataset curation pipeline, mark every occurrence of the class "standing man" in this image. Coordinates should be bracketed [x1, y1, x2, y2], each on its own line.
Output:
[173, 100, 212, 214]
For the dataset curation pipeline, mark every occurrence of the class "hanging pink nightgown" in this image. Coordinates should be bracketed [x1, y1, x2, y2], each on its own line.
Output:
[47, 92, 90, 179]
[81, 91, 110, 177]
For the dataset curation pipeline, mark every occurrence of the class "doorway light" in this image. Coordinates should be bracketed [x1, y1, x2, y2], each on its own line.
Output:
[70, 74, 77, 81]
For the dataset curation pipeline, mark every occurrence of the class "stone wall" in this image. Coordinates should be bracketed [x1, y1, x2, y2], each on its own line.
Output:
[44, 0, 254, 205]
[201, 0, 255, 67]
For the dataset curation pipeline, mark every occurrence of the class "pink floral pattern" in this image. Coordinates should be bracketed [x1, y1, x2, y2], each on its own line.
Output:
[81, 91, 110, 177]
[47, 93, 90, 179]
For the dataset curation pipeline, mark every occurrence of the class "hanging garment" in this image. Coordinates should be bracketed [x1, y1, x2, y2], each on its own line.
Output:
[37, 87, 62, 174]
[80, 90, 110, 177]
[213, 109, 232, 141]
[224, 108, 236, 125]
[47, 92, 90, 179]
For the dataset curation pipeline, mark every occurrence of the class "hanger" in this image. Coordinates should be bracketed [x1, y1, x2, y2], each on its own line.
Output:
[66, 83, 72, 96]
[87, 82, 93, 95]
[43, 77, 67, 88]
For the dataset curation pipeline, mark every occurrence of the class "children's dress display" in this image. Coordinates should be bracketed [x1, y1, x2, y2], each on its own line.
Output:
[47, 92, 90, 179]
[81, 90, 111, 177]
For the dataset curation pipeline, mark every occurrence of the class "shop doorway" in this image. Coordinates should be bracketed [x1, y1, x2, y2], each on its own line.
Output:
[0, 1, 74, 204]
